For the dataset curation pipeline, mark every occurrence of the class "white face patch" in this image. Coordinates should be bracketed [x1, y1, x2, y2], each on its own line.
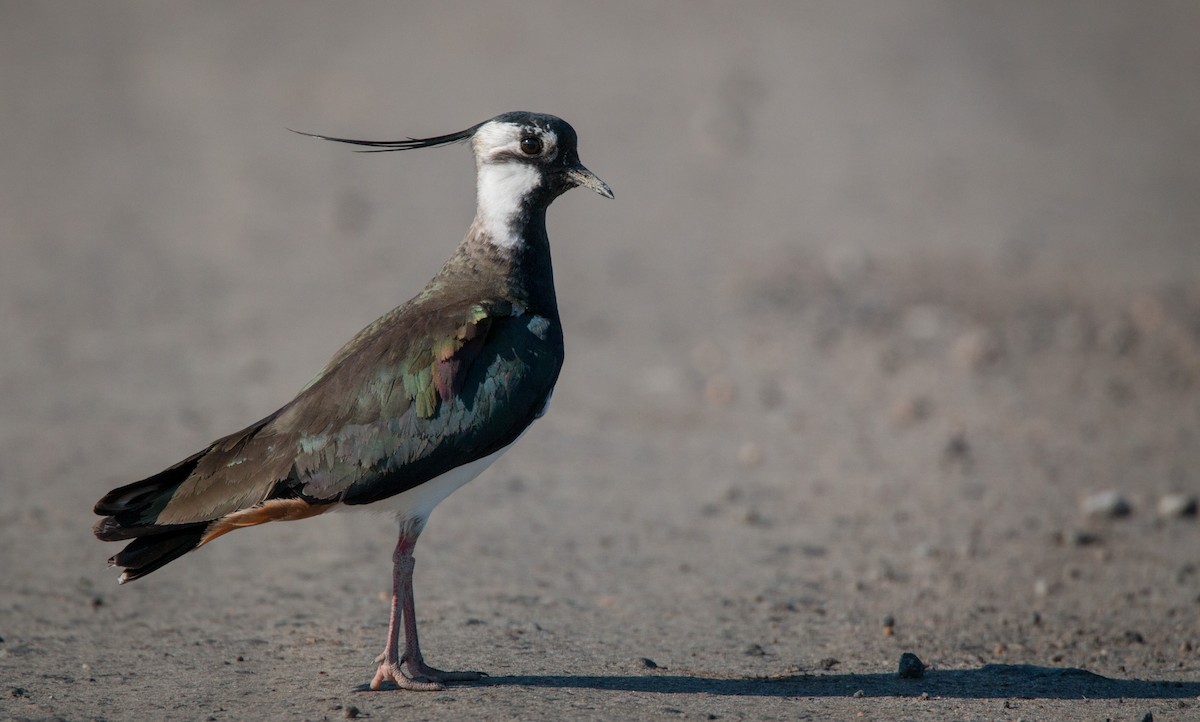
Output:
[475, 161, 541, 249]
[471, 120, 560, 249]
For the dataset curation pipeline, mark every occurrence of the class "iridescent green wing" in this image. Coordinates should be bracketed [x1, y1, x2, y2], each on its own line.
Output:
[285, 299, 562, 505]
[120, 299, 561, 524]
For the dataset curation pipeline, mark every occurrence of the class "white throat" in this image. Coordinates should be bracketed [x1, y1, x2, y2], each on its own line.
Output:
[475, 161, 541, 250]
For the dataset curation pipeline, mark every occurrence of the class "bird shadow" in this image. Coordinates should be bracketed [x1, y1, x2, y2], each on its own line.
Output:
[363, 664, 1200, 700]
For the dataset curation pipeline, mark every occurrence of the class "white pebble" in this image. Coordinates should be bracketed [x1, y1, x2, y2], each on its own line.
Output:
[1158, 494, 1198, 518]
[1080, 490, 1132, 519]
[737, 441, 765, 467]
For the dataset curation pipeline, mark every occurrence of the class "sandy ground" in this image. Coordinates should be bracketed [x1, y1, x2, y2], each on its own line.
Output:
[3, 3, 1200, 720]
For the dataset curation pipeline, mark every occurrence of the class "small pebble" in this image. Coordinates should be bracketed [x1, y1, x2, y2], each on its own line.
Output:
[1081, 490, 1132, 519]
[951, 328, 1002, 371]
[344, 705, 361, 719]
[913, 542, 936, 559]
[897, 652, 926, 679]
[852, 689, 865, 698]
[742, 509, 772, 528]
[941, 433, 972, 472]
[883, 615, 896, 637]
[743, 644, 767, 656]
[1158, 494, 1198, 519]
[737, 441, 764, 468]
[640, 657, 659, 669]
[703, 376, 735, 406]
[818, 657, 840, 670]
[890, 396, 932, 427]
[1064, 529, 1102, 547]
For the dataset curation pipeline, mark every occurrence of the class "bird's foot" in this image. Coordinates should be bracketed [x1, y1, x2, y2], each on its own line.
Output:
[370, 655, 484, 691]
[370, 660, 444, 691]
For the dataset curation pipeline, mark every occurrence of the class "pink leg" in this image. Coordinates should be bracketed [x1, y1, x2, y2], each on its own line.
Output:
[370, 532, 483, 691]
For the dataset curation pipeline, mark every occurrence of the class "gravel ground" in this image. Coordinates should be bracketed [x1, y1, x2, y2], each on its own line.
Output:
[2, 3, 1199, 720]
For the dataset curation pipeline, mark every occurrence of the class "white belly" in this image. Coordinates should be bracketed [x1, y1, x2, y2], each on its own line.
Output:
[349, 438, 517, 524]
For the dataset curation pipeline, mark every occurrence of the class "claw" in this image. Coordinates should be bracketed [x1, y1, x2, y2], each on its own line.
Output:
[369, 655, 483, 691]
[371, 661, 446, 691]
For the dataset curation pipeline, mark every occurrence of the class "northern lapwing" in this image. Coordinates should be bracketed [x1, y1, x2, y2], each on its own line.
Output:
[93, 112, 612, 691]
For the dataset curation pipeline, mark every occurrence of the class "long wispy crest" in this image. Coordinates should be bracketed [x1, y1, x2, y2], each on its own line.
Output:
[288, 123, 484, 153]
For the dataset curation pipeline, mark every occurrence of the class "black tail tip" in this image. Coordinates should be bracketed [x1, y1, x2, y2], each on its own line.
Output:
[104, 525, 207, 582]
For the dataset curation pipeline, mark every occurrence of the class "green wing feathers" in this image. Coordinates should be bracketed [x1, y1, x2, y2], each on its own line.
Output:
[93, 298, 562, 579]
[292, 300, 562, 505]
[420, 305, 493, 417]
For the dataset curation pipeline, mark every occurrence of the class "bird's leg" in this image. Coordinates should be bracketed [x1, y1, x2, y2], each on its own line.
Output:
[396, 545, 484, 685]
[370, 534, 427, 690]
[370, 531, 482, 691]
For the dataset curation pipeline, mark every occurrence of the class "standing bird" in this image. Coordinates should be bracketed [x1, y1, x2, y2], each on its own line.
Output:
[93, 112, 612, 691]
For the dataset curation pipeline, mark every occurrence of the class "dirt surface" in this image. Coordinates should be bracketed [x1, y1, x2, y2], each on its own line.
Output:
[3, 3, 1199, 720]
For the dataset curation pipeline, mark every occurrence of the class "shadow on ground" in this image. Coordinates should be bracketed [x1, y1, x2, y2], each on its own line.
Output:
[364, 665, 1200, 700]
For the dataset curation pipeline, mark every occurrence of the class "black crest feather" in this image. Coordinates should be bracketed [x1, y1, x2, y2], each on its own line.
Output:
[288, 124, 484, 153]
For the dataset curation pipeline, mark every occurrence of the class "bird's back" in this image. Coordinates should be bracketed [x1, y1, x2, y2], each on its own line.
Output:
[95, 242, 563, 579]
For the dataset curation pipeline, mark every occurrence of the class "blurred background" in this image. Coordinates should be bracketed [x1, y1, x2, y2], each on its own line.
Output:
[2, 2, 1199, 718]
[4, 0, 1197, 485]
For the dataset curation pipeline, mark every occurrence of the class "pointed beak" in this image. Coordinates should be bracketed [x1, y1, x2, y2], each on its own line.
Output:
[565, 164, 614, 199]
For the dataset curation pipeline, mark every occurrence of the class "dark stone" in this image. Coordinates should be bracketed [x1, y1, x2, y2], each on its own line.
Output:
[898, 652, 926, 679]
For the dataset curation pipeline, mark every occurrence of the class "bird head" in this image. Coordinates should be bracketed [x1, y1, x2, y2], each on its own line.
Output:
[291, 111, 612, 202]
[469, 112, 613, 202]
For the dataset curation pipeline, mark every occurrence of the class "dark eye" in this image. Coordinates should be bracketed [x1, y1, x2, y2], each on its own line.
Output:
[520, 136, 543, 155]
